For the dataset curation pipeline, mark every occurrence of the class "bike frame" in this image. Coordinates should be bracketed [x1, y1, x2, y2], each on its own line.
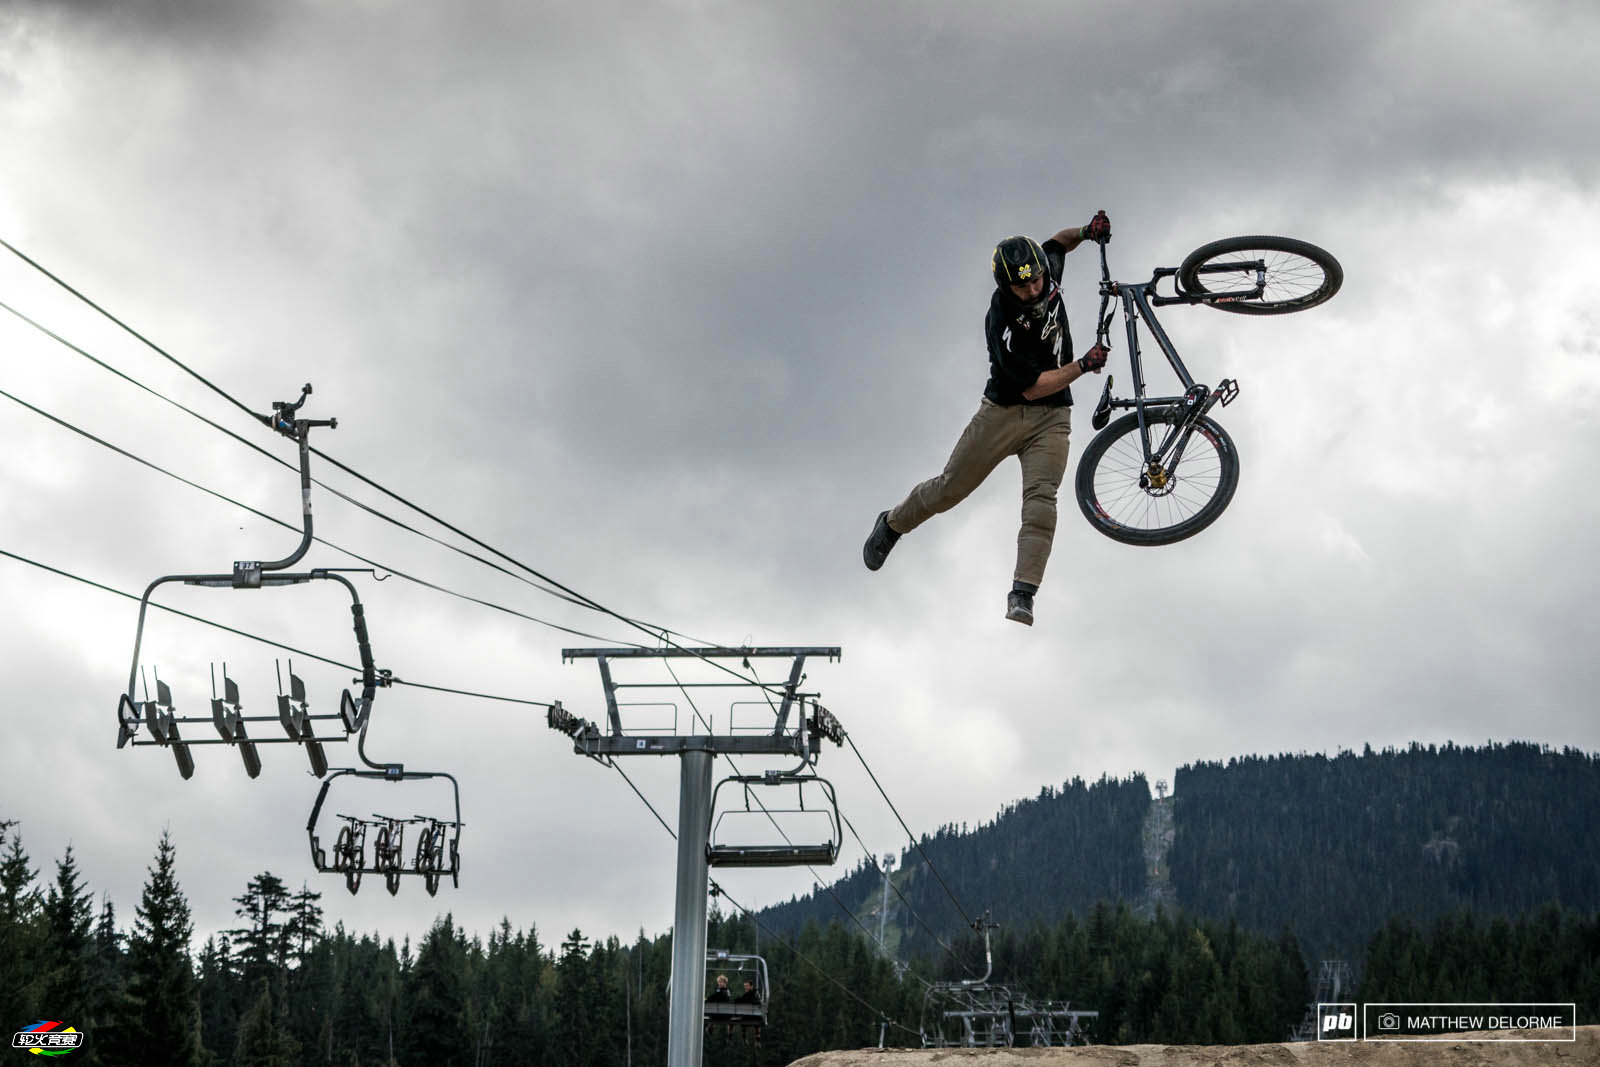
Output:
[1089, 242, 1260, 473]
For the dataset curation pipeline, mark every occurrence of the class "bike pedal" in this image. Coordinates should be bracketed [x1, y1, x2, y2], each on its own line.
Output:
[1217, 378, 1240, 406]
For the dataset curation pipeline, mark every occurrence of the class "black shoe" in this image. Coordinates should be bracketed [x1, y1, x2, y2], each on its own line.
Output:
[1005, 590, 1034, 626]
[863, 511, 900, 571]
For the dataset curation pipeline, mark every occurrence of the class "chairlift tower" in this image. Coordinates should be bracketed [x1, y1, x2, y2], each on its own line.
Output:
[876, 853, 896, 955]
[548, 645, 844, 1067]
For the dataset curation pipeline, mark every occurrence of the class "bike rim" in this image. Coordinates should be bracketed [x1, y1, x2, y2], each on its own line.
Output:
[1089, 421, 1228, 534]
[1194, 247, 1328, 306]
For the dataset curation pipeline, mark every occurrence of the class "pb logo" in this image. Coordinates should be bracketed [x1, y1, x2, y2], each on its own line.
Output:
[1317, 1003, 1357, 1041]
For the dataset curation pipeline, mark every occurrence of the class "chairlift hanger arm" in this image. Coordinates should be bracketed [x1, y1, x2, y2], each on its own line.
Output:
[240, 385, 337, 581]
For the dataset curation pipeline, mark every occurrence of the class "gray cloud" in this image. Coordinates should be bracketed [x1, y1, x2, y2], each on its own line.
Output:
[3, 0, 1598, 950]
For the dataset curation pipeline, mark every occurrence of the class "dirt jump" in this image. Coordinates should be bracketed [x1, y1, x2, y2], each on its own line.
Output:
[789, 1026, 1598, 1067]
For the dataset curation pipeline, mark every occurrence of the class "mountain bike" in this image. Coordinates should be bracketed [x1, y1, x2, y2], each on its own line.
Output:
[372, 814, 407, 896]
[1074, 233, 1342, 545]
[331, 813, 368, 894]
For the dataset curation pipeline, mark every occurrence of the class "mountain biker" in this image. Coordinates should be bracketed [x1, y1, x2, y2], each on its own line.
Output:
[863, 211, 1112, 626]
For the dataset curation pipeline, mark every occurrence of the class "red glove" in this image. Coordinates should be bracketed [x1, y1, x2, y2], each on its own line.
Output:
[1084, 210, 1111, 242]
[1077, 344, 1109, 373]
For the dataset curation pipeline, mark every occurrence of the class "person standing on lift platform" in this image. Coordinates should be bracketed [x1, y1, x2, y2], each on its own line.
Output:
[864, 211, 1112, 626]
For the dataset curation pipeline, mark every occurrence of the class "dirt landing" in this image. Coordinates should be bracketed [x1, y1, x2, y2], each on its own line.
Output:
[788, 1026, 1598, 1067]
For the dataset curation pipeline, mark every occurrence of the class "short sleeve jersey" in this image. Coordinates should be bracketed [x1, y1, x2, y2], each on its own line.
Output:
[983, 238, 1073, 407]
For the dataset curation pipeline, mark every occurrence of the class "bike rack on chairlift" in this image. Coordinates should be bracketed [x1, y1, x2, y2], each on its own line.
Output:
[303, 742, 463, 897]
[113, 386, 383, 780]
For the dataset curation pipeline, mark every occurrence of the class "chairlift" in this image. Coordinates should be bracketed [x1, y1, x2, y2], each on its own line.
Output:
[702, 949, 769, 1036]
[706, 772, 840, 868]
[112, 385, 383, 780]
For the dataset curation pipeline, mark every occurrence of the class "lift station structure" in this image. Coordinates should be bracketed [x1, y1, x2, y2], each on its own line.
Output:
[548, 644, 844, 1067]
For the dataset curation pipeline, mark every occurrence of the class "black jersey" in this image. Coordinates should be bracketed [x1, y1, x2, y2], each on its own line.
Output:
[982, 238, 1073, 407]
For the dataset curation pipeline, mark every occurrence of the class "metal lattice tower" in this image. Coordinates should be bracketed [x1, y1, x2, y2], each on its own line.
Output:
[548, 645, 843, 1067]
[876, 852, 896, 956]
[1289, 960, 1354, 1041]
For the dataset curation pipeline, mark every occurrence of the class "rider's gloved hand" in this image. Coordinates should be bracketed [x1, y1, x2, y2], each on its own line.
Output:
[1084, 210, 1111, 243]
[1077, 344, 1109, 374]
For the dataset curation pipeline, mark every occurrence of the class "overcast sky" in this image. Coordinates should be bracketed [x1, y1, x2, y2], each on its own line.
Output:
[3, 0, 1598, 957]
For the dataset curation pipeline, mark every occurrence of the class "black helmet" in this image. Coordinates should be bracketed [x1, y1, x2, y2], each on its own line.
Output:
[992, 236, 1048, 290]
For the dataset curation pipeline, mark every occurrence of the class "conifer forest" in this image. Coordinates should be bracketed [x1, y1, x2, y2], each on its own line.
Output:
[4, 741, 1597, 1064]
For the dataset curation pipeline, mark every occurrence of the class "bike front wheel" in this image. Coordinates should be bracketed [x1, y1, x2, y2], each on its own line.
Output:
[1075, 410, 1240, 546]
[1178, 235, 1341, 315]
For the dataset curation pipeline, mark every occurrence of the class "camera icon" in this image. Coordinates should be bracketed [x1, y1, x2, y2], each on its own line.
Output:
[1378, 1012, 1401, 1031]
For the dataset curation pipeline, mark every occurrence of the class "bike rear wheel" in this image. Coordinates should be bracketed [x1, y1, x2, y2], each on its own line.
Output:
[1178, 235, 1341, 315]
[333, 825, 353, 871]
[1076, 409, 1240, 545]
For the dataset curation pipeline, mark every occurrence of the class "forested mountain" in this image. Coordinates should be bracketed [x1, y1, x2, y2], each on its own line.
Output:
[760, 742, 1600, 966]
[1169, 741, 1600, 960]
[4, 741, 1597, 1062]
[758, 773, 1150, 959]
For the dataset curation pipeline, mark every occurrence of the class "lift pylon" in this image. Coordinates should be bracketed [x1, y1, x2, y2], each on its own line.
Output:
[548, 645, 843, 1067]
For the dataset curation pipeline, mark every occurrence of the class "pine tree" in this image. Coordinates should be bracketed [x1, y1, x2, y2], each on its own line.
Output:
[40, 844, 95, 1028]
[407, 915, 470, 1065]
[86, 895, 126, 1066]
[284, 882, 324, 967]
[232, 978, 300, 1067]
[0, 823, 44, 1022]
[195, 935, 240, 1065]
[102, 830, 206, 1067]
[554, 929, 592, 1066]
[227, 872, 292, 982]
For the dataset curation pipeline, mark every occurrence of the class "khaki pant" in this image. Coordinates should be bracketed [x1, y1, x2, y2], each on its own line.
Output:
[888, 398, 1072, 588]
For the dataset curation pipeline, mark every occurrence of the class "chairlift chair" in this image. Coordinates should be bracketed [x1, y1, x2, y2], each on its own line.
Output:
[112, 386, 383, 780]
[698, 950, 770, 1031]
[706, 772, 841, 868]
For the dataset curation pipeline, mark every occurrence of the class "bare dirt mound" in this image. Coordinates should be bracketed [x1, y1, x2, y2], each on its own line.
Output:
[788, 1026, 1598, 1067]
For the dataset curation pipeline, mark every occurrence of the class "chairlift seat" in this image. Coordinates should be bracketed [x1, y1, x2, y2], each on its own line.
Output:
[706, 773, 842, 869]
[704, 1002, 765, 1025]
[706, 842, 839, 868]
[211, 697, 263, 779]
